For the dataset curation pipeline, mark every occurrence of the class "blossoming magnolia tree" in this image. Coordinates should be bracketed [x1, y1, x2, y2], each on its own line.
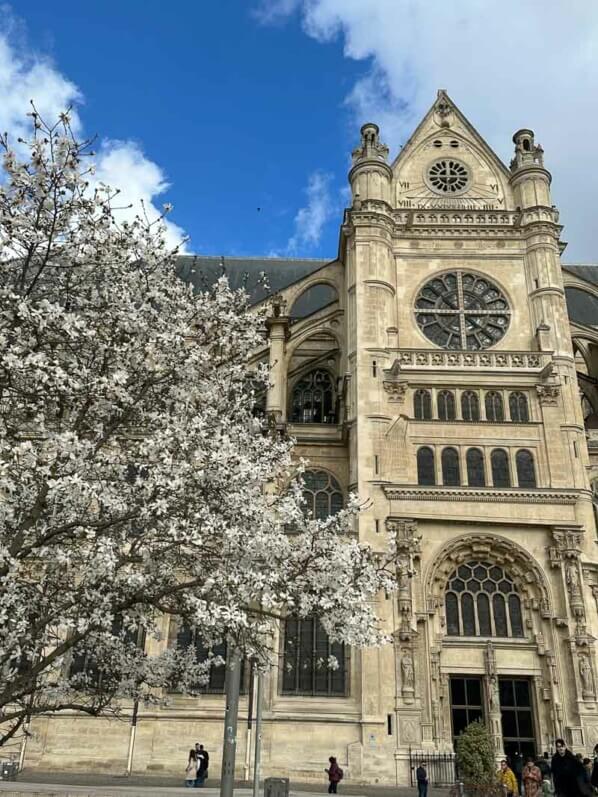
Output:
[0, 111, 400, 747]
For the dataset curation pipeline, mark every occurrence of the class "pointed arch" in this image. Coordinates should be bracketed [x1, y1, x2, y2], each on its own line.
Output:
[425, 534, 553, 620]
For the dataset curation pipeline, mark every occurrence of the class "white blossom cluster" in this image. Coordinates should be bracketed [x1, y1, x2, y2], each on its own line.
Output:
[0, 111, 400, 746]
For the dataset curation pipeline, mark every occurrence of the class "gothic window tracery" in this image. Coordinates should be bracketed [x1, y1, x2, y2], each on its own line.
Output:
[281, 616, 348, 696]
[290, 369, 336, 424]
[445, 561, 524, 638]
[302, 470, 343, 520]
[485, 391, 504, 422]
[461, 390, 480, 422]
[414, 271, 511, 350]
[414, 389, 432, 420]
[438, 390, 456, 421]
[509, 392, 529, 423]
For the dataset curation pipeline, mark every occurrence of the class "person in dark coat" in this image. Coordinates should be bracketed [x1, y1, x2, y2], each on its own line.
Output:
[591, 743, 598, 789]
[512, 753, 524, 796]
[416, 761, 428, 797]
[551, 738, 586, 797]
[195, 744, 209, 788]
[325, 757, 343, 794]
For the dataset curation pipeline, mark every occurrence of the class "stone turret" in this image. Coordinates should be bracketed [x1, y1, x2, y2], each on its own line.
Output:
[510, 128, 551, 208]
[348, 122, 392, 205]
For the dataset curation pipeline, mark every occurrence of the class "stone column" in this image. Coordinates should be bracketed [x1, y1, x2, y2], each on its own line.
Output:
[265, 298, 289, 424]
[484, 642, 505, 759]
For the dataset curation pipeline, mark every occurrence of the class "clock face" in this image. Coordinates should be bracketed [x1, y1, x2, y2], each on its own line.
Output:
[414, 271, 511, 350]
[426, 158, 470, 195]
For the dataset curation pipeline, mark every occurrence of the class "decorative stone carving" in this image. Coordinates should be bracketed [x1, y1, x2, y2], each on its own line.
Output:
[579, 654, 595, 699]
[401, 652, 415, 690]
[536, 383, 561, 405]
[351, 122, 389, 165]
[549, 527, 586, 632]
[382, 360, 409, 403]
[387, 518, 421, 640]
[434, 90, 453, 128]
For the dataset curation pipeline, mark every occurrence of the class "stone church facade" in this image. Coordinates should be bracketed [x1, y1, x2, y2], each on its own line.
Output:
[24, 91, 598, 785]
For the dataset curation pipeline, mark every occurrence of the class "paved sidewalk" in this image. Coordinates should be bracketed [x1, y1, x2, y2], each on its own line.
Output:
[0, 772, 451, 797]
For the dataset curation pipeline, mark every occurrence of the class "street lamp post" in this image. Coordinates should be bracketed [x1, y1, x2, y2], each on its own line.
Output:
[220, 643, 243, 797]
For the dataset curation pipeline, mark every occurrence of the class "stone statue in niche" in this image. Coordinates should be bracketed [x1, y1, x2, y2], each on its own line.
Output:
[401, 653, 415, 689]
[567, 563, 581, 598]
[579, 655, 594, 696]
[488, 675, 500, 713]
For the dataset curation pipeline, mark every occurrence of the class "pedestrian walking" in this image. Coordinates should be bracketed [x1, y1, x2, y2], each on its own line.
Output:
[536, 753, 551, 781]
[551, 738, 586, 797]
[499, 760, 518, 797]
[416, 761, 428, 797]
[195, 744, 209, 788]
[185, 750, 197, 788]
[513, 753, 524, 796]
[325, 756, 343, 794]
[522, 757, 542, 797]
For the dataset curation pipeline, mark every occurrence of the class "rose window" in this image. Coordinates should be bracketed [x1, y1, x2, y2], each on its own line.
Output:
[414, 271, 511, 350]
[427, 159, 469, 194]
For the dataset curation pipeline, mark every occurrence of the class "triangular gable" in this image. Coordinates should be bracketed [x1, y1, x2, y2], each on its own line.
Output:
[391, 90, 514, 212]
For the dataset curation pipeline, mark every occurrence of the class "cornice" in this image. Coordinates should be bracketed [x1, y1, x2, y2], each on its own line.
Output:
[382, 485, 579, 505]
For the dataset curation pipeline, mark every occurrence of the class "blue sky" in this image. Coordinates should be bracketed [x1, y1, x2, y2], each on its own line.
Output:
[3, 1, 598, 261]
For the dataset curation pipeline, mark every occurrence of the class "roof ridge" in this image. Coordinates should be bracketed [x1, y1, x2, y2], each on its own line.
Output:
[178, 254, 332, 263]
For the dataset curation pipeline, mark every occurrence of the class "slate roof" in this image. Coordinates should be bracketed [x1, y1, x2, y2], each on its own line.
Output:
[562, 265, 598, 287]
[176, 255, 332, 305]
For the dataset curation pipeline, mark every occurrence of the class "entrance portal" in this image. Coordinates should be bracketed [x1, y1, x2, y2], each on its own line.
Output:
[499, 678, 536, 759]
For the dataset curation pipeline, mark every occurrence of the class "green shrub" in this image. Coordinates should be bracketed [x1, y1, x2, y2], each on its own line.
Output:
[455, 720, 496, 786]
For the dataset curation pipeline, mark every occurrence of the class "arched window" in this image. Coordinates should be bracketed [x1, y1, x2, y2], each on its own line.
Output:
[466, 448, 486, 487]
[282, 616, 347, 696]
[290, 283, 338, 322]
[509, 392, 529, 423]
[303, 470, 343, 519]
[516, 450, 536, 488]
[442, 447, 461, 486]
[438, 390, 456, 421]
[461, 391, 480, 422]
[70, 616, 145, 690]
[565, 287, 598, 329]
[417, 447, 436, 486]
[491, 449, 511, 487]
[445, 561, 524, 638]
[485, 391, 504, 422]
[414, 389, 432, 420]
[290, 369, 336, 424]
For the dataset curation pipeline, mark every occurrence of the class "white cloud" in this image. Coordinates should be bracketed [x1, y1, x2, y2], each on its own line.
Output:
[258, 0, 598, 261]
[0, 14, 186, 250]
[252, 0, 302, 25]
[287, 170, 334, 254]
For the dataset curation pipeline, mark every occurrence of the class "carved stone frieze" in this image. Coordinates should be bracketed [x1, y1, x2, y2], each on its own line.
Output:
[387, 518, 421, 640]
[383, 485, 578, 505]
[382, 360, 409, 403]
[393, 348, 547, 371]
[536, 383, 561, 405]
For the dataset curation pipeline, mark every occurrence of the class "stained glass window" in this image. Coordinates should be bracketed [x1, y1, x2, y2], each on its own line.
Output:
[282, 616, 348, 696]
[485, 391, 504, 422]
[509, 392, 529, 423]
[466, 448, 486, 487]
[290, 369, 336, 424]
[442, 447, 461, 486]
[303, 470, 344, 519]
[445, 561, 524, 638]
[414, 271, 510, 350]
[491, 449, 511, 488]
[461, 391, 480, 422]
[438, 390, 456, 421]
[417, 447, 436, 486]
[414, 389, 432, 420]
[516, 450, 536, 488]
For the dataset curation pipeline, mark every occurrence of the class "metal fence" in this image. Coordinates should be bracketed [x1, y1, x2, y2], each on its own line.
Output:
[408, 748, 458, 787]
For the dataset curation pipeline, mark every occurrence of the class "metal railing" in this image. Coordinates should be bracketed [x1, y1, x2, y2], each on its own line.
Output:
[409, 748, 458, 787]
